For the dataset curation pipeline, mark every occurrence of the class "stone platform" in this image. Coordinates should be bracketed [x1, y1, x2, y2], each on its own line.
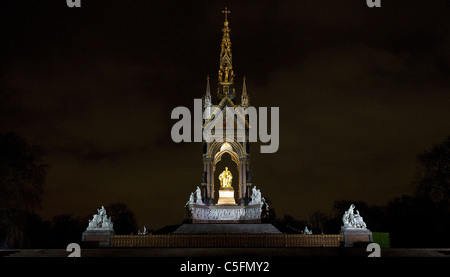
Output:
[81, 230, 114, 247]
[190, 203, 263, 223]
[340, 227, 373, 247]
[172, 223, 282, 234]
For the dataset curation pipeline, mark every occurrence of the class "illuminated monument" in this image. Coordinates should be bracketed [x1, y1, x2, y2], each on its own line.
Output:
[81, 8, 372, 245]
[183, 8, 269, 224]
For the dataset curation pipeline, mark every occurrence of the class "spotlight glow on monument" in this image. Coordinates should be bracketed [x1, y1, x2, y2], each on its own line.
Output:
[217, 167, 237, 205]
[182, 7, 270, 224]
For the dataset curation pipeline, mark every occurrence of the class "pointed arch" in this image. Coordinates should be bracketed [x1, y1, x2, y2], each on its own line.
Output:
[207, 141, 244, 159]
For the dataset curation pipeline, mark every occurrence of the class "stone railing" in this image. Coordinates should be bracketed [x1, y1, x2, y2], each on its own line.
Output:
[110, 234, 344, 248]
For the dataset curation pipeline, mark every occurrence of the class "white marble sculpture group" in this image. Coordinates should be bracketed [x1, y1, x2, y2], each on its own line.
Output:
[186, 186, 266, 206]
[185, 185, 267, 221]
[249, 186, 262, 204]
[86, 206, 114, 231]
[186, 186, 203, 206]
[342, 204, 367, 229]
[251, 186, 269, 213]
[138, 226, 148, 235]
[303, 226, 313, 234]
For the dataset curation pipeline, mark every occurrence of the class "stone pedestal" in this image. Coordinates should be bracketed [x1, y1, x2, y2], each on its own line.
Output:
[340, 227, 373, 247]
[191, 203, 262, 223]
[82, 230, 114, 247]
[82, 206, 115, 247]
[173, 223, 282, 234]
[217, 189, 236, 205]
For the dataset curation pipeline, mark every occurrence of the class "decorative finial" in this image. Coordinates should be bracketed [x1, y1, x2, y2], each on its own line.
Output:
[204, 75, 212, 109]
[241, 75, 249, 108]
[206, 75, 211, 96]
[222, 7, 230, 22]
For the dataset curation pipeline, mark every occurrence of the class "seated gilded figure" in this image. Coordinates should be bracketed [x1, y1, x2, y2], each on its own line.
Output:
[219, 167, 233, 190]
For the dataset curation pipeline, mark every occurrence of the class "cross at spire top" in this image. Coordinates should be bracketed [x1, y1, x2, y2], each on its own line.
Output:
[222, 7, 230, 22]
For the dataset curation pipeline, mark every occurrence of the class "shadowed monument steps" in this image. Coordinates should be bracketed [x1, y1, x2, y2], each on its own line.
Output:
[172, 223, 282, 234]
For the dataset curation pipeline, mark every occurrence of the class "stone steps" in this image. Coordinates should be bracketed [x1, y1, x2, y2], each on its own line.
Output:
[5, 249, 69, 257]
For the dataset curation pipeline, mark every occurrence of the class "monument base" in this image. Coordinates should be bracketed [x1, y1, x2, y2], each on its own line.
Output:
[173, 223, 282, 234]
[340, 227, 372, 247]
[191, 203, 262, 223]
[216, 189, 236, 205]
[82, 230, 114, 247]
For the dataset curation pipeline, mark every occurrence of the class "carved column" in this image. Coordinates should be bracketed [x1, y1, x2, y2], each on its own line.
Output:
[209, 161, 214, 201]
[238, 158, 251, 204]
[202, 157, 214, 205]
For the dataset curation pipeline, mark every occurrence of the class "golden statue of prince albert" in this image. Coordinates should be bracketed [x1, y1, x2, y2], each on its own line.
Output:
[218, 167, 233, 190]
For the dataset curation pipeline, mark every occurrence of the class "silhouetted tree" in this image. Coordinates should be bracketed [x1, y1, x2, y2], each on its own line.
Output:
[408, 136, 450, 246]
[49, 214, 85, 248]
[414, 136, 450, 208]
[0, 132, 48, 248]
[309, 210, 330, 234]
[105, 203, 138, 235]
[385, 195, 432, 247]
[378, 136, 450, 247]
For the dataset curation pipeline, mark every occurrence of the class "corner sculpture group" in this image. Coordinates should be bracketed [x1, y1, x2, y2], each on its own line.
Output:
[342, 204, 367, 229]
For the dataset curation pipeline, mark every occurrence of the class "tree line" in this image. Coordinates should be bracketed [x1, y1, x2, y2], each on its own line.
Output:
[1, 132, 449, 248]
[0, 132, 141, 248]
[266, 136, 450, 247]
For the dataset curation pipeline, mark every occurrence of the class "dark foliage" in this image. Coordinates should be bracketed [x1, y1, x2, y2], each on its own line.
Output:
[0, 132, 48, 248]
[105, 203, 139, 235]
[271, 136, 450, 247]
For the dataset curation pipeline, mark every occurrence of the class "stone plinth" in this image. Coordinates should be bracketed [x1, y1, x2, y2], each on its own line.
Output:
[173, 223, 282, 234]
[217, 189, 236, 205]
[340, 227, 372, 247]
[82, 230, 114, 247]
[191, 203, 262, 223]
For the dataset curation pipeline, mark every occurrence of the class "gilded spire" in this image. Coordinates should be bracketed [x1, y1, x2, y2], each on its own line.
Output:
[204, 75, 212, 109]
[217, 7, 235, 101]
[241, 76, 249, 108]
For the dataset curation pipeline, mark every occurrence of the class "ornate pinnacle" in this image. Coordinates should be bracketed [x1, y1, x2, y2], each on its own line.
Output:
[204, 75, 212, 109]
[241, 76, 249, 108]
[218, 7, 235, 100]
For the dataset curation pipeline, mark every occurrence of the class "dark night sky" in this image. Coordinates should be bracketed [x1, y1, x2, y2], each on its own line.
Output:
[1, 0, 450, 230]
